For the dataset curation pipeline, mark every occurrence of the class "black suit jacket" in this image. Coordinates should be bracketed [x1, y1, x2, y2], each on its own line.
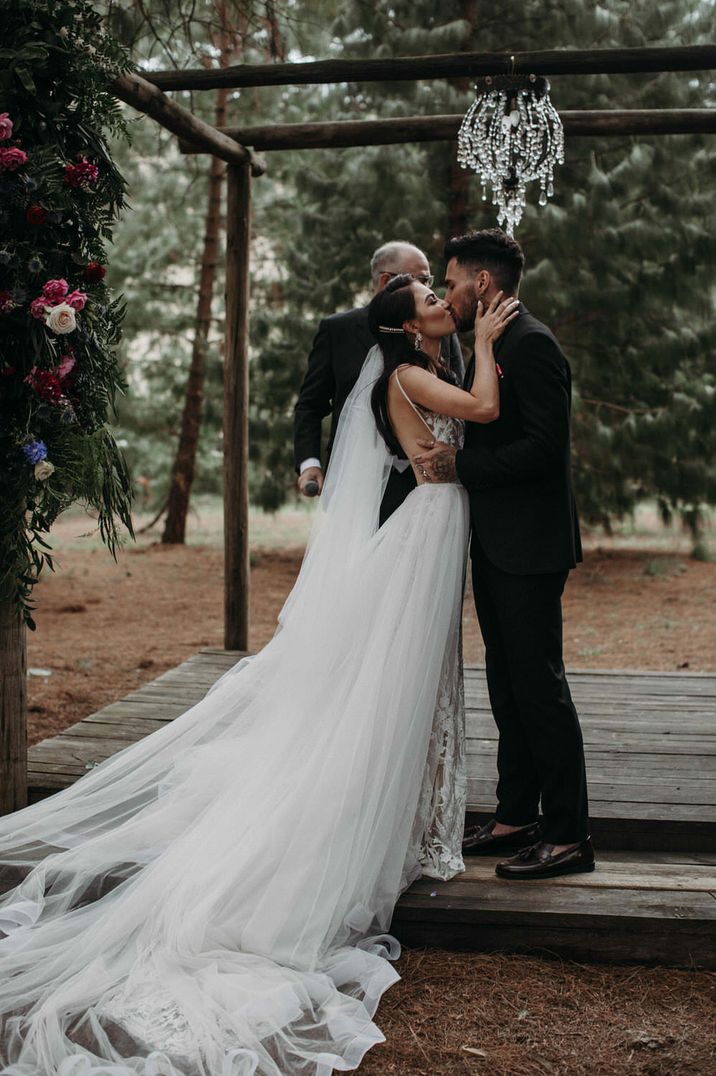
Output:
[293, 305, 464, 470]
[456, 304, 582, 575]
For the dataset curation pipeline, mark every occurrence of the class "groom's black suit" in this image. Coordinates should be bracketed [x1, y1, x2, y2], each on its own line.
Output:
[456, 304, 589, 844]
[294, 305, 464, 523]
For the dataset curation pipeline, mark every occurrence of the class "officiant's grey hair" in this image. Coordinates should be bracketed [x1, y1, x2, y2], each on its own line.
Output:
[370, 241, 427, 288]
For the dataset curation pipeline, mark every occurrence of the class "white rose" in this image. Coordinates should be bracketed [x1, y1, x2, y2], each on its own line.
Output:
[45, 302, 76, 335]
[34, 460, 55, 481]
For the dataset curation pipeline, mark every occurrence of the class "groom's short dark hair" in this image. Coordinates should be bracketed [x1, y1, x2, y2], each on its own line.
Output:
[444, 228, 525, 294]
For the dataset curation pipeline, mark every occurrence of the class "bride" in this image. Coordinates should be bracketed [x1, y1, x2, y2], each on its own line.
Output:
[0, 276, 517, 1076]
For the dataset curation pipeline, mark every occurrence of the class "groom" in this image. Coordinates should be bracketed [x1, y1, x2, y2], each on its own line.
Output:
[415, 229, 593, 880]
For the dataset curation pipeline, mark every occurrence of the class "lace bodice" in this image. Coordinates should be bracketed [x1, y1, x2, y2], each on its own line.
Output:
[392, 368, 465, 465]
[413, 402, 465, 451]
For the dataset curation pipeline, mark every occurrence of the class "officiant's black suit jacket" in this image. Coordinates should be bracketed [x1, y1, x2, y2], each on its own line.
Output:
[456, 304, 582, 575]
[294, 305, 463, 519]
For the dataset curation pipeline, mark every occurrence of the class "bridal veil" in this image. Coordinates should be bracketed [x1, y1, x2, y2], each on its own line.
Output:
[0, 347, 469, 1075]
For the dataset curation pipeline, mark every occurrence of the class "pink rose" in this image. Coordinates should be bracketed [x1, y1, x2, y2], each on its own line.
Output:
[30, 297, 49, 319]
[42, 279, 69, 302]
[0, 113, 13, 140]
[65, 289, 87, 311]
[0, 290, 15, 313]
[0, 146, 27, 171]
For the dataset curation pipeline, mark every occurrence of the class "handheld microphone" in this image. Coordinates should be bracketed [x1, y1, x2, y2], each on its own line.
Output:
[304, 480, 320, 497]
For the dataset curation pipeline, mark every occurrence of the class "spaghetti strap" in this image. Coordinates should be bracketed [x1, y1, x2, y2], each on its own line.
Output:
[392, 367, 434, 437]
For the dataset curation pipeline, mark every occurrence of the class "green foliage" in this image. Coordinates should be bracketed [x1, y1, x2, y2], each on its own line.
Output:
[0, 0, 134, 625]
[245, 0, 716, 532]
[85, 0, 715, 534]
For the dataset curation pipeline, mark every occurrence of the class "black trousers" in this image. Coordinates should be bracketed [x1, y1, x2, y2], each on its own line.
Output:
[470, 534, 590, 844]
[379, 466, 416, 526]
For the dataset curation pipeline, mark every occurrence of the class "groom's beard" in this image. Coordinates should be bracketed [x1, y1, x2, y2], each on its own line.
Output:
[452, 290, 480, 333]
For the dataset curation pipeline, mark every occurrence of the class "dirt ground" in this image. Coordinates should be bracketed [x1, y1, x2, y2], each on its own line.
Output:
[20, 504, 716, 1075]
[359, 949, 715, 1075]
[26, 516, 716, 746]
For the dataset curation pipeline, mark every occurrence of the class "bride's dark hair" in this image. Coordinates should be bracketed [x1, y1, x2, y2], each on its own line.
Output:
[367, 274, 457, 457]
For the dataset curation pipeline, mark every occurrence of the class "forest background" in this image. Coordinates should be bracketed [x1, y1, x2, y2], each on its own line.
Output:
[101, 0, 716, 546]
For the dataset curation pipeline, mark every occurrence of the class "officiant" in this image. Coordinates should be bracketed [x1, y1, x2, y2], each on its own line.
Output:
[293, 240, 464, 523]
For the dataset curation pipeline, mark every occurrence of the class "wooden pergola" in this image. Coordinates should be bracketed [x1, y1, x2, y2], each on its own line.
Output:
[2, 44, 715, 813]
[133, 44, 716, 648]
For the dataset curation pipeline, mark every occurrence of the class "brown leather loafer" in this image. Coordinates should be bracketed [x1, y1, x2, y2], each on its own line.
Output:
[495, 837, 595, 880]
[462, 817, 542, 856]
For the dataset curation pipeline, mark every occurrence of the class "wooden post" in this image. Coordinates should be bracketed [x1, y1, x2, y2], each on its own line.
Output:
[0, 600, 27, 814]
[223, 160, 251, 651]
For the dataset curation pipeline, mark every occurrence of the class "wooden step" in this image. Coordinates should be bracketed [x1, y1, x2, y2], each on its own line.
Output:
[392, 850, 716, 969]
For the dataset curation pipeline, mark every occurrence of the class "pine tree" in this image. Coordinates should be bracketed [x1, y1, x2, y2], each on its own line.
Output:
[161, 3, 235, 545]
[247, 0, 716, 538]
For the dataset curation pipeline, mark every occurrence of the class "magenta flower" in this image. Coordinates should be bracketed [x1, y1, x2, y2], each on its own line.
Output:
[0, 290, 15, 313]
[42, 278, 69, 302]
[0, 146, 28, 171]
[0, 113, 13, 140]
[65, 288, 87, 311]
[57, 353, 76, 380]
[63, 158, 98, 190]
[30, 297, 49, 319]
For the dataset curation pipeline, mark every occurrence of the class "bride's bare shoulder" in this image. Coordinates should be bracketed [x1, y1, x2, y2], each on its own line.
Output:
[390, 364, 436, 388]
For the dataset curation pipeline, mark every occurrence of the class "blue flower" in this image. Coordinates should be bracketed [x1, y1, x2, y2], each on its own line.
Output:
[24, 176, 39, 193]
[22, 439, 47, 464]
[27, 255, 43, 274]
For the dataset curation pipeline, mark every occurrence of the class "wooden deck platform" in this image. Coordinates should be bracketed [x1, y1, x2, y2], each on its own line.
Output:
[23, 648, 716, 968]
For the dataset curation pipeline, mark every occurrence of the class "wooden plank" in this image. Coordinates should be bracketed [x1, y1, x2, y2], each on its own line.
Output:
[466, 777, 715, 806]
[395, 886, 714, 925]
[463, 665, 716, 681]
[112, 71, 265, 174]
[390, 919, 714, 969]
[179, 110, 716, 155]
[455, 859, 716, 892]
[147, 45, 716, 91]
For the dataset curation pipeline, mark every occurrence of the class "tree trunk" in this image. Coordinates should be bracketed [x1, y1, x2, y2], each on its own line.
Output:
[162, 7, 233, 545]
[0, 600, 27, 814]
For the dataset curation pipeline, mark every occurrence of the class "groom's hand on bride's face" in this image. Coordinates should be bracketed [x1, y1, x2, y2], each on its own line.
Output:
[413, 439, 458, 483]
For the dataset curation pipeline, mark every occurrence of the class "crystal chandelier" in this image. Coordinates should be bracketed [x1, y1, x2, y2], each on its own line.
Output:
[457, 74, 564, 235]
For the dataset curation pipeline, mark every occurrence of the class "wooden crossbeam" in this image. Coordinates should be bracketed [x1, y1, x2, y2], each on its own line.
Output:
[113, 70, 266, 176]
[147, 45, 716, 92]
[178, 109, 716, 154]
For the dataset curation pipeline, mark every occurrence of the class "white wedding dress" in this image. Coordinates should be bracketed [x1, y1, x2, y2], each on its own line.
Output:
[0, 348, 470, 1076]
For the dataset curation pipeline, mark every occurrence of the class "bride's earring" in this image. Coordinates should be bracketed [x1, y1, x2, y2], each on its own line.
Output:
[414, 331, 423, 352]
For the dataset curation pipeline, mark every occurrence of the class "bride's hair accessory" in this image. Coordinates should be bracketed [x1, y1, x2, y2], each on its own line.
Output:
[378, 325, 404, 334]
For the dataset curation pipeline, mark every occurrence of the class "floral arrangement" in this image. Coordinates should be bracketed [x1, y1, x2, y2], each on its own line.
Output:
[0, 0, 135, 627]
